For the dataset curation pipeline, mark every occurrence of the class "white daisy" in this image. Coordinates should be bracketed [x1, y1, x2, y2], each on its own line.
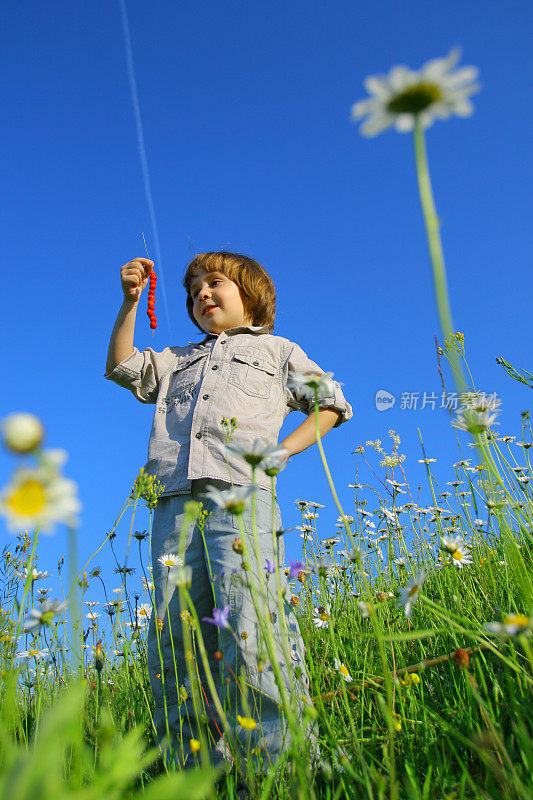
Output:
[201, 484, 256, 515]
[351, 47, 480, 137]
[169, 565, 193, 588]
[0, 450, 81, 534]
[450, 546, 474, 569]
[158, 553, 183, 569]
[484, 613, 532, 638]
[312, 605, 331, 629]
[1, 413, 44, 454]
[397, 572, 426, 619]
[440, 534, 467, 554]
[287, 370, 340, 402]
[136, 603, 153, 622]
[225, 438, 287, 468]
[24, 598, 67, 630]
[334, 658, 353, 683]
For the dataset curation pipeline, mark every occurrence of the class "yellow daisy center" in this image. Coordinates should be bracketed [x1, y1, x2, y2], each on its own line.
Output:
[339, 664, 349, 677]
[6, 479, 46, 517]
[408, 584, 419, 598]
[452, 549, 464, 561]
[164, 559, 174, 567]
[320, 612, 329, 621]
[388, 82, 443, 115]
[504, 614, 529, 627]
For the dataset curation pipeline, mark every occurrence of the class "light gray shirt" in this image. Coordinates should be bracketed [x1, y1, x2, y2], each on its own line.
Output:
[104, 325, 353, 496]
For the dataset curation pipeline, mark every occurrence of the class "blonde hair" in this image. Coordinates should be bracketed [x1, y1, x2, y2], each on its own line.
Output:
[183, 251, 276, 333]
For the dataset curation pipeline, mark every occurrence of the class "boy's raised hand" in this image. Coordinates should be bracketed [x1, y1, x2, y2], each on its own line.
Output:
[121, 258, 154, 302]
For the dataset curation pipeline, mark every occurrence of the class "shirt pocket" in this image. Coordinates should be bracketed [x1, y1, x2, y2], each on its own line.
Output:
[227, 348, 276, 399]
[158, 352, 207, 418]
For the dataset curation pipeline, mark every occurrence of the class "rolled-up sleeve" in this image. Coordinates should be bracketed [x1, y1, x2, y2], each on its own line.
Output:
[104, 346, 165, 404]
[285, 343, 353, 427]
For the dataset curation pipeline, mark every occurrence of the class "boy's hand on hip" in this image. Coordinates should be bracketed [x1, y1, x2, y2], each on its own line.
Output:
[121, 258, 154, 303]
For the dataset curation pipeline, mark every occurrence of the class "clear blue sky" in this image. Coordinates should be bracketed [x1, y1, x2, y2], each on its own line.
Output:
[2, 1, 532, 611]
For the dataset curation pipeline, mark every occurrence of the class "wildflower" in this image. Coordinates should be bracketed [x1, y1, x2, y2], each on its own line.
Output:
[114, 565, 135, 576]
[312, 605, 331, 629]
[418, 458, 437, 464]
[85, 612, 100, 621]
[133, 530, 149, 541]
[202, 604, 231, 629]
[484, 613, 532, 637]
[261, 448, 290, 476]
[287, 370, 340, 402]
[0, 450, 81, 534]
[17, 567, 49, 582]
[307, 556, 334, 578]
[440, 534, 467, 554]
[351, 47, 480, 137]
[232, 537, 244, 555]
[84, 600, 99, 608]
[339, 547, 363, 564]
[136, 603, 152, 622]
[320, 536, 341, 549]
[334, 658, 353, 683]
[141, 576, 154, 592]
[1, 413, 44, 454]
[237, 715, 257, 730]
[288, 559, 303, 579]
[16, 647, 50, 661]
[357, 601, 371, 619]
[94, 640, 104, 673]
[394, 557, 408, 568]
[158, 553, 183, 569]
[202, 484, 255, 515]
[24, 598, 67, 630]
[265, 558, 276, 575]
[190, 738, 201, 754]
[397, 572, 426, 618]
[226, 438, 287, 468]
[451, 546, 473, 568]
[295, 499, 310, 510]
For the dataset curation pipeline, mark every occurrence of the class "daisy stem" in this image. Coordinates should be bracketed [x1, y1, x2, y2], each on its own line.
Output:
[412, 116, 467, 396]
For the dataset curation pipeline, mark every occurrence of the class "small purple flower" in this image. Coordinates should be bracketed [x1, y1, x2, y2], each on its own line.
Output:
[202, 604, 231, 629]
[265, 559, 275, 574]
[289, 559, 304, 580]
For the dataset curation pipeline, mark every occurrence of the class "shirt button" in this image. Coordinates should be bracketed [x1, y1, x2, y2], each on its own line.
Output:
[212, 365, 218, 370]
[202, 394, 209, 400]
[195, 432, 202, 439]
[253, 361, 259, 366]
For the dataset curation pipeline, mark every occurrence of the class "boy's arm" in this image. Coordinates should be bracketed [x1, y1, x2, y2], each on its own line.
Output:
[105, 298, 138, 374]
[105, 257, 153, 374]
[279, 407, 342, 460]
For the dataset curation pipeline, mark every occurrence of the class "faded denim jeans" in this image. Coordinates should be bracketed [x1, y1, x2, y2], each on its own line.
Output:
[147, 479, 321, 774]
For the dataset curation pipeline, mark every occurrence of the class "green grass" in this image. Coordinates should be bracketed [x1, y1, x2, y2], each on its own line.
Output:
[1, 392, 532, 800]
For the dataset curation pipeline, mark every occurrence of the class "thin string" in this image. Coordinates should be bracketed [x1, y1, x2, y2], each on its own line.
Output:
[118, 0, 174, 341]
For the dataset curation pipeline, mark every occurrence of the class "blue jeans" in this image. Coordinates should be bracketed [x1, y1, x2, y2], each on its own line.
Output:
[147, 479, 321, 773]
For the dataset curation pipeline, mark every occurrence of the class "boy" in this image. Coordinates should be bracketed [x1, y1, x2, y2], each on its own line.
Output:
[104, 251, 352, 778]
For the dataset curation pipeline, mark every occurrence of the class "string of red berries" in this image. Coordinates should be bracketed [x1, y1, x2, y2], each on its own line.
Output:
[147, 269, 157, 330]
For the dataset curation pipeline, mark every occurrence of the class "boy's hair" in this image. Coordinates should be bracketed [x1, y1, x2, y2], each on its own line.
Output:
[183, 251, 276, 333]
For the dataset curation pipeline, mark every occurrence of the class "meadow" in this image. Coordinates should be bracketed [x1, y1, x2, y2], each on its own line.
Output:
[1, 48, 532, 800]
[1, 337, 532, 800]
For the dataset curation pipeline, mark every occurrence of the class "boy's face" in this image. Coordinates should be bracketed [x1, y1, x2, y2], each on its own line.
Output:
[190, 268, 251, 334]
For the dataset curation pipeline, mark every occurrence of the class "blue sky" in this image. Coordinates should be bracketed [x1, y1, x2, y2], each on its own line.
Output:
[2, 1, 532, 614]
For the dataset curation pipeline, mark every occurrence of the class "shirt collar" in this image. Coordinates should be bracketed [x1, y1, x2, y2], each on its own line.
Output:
[191, 325, 270, 345]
